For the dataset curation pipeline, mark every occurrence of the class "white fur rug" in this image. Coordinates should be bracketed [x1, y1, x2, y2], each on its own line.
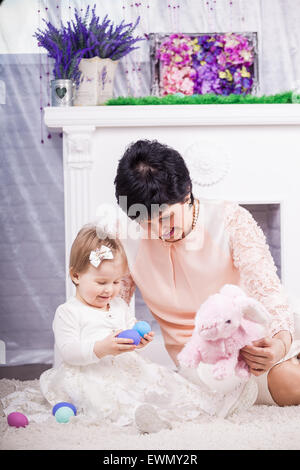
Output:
[1, 378, 300, 450]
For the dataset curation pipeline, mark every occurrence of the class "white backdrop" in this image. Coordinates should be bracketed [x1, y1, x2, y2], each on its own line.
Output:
[1, 0, 300, 96]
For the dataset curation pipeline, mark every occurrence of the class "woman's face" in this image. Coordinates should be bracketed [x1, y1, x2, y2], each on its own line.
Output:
[139, 195, 193, 242]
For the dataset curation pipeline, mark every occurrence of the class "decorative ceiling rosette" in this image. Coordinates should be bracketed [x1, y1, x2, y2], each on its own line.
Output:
[184, 140, 231, 187]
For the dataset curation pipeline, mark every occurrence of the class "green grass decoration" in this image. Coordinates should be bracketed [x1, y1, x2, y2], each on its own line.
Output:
[105, 91, 294, 106]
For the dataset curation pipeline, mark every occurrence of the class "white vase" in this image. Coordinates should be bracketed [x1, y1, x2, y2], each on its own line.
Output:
[74, 57, 119, 106]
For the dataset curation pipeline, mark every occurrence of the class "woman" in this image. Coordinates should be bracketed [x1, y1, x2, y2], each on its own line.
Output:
[113, 139, 300, 409]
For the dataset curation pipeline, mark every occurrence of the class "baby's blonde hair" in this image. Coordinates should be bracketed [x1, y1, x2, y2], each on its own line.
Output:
[69, 224, 127, 286]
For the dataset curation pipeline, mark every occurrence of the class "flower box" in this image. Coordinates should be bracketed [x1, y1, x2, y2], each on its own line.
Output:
[149, 32, 259, 97]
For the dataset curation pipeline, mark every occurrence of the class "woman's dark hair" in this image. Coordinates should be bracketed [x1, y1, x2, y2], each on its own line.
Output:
[114, 139, 194, 221]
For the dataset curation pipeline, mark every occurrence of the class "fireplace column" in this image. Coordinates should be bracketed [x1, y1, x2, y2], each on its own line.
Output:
[63, 125, 96, 299]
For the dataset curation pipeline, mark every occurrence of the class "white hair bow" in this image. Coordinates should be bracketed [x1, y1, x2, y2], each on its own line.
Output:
[89, 246, 114, 268]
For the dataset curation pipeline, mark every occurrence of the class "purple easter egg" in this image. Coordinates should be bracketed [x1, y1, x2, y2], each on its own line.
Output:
[117, 329, 141, 346]
[7, 412, 29, 428]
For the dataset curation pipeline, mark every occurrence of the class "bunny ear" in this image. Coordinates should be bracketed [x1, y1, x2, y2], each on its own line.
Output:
[234, 296, 272, 326]
[219, 284, 247, 299]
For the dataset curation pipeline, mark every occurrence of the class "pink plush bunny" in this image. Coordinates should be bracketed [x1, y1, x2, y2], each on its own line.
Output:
[177, 284, 271, 380]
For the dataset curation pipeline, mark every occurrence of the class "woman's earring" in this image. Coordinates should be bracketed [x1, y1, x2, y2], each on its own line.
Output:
[185, 194, 192, 206]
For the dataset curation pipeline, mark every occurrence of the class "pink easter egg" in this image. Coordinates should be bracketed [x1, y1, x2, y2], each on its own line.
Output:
[7, 412, 29, 428]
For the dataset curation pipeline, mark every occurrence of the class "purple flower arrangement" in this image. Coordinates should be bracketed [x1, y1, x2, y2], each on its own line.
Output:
[34, 5, 144, 86]
[156, 33, 255, 96]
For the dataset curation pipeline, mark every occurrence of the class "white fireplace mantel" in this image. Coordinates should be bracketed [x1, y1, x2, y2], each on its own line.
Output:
[44, 104, 300, 301]
[45, 103, 300, 128]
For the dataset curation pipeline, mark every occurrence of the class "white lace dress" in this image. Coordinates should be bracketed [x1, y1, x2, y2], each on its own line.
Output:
[37, 296, 238, 426]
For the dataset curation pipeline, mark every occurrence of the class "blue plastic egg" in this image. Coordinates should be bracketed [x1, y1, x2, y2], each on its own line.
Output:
[133, 321, 151, 338]
[52, 401, 77, 416]
[117, 329, 141, 345]
[54, 406, 75, 423]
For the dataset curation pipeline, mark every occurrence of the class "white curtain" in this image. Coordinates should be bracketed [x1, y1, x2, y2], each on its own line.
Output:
[1, 0, 300, 95]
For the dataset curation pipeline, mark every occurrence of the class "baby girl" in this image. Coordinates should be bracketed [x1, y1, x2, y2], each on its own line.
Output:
[39, 224, 209, 432]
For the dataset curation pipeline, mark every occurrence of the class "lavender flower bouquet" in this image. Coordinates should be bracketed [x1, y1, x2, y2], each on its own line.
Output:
[34, 5, 144, 87]
[68, 5, 144, 61]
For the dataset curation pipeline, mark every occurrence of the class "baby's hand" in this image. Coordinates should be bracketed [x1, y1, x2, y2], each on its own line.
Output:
[93, 330, 137, 359]
[135, 331, 155, 349]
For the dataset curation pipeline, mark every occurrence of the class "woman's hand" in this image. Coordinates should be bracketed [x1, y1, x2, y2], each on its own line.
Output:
[93, 330, 137, 359]
[135, 331, 155, 349]
[240, 336, 286, 376]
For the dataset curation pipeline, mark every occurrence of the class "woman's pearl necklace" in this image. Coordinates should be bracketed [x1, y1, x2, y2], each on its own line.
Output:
[192, 199, 200, 230]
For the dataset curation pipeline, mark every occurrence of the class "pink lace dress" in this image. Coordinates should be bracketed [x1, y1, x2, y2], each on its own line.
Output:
[118, 198, 300, 405]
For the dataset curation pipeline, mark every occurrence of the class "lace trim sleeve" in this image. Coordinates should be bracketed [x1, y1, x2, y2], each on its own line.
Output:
[224, 202, 294, 339]
[118, 271, 136, 306]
